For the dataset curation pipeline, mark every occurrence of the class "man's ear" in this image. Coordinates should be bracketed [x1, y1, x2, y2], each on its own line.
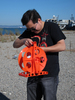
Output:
[38, 18, 41, 22]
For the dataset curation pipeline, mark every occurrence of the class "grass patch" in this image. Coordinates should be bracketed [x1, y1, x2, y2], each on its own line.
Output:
[65, 49, 75, 52]
[62, 30, 75, 34]
[0, 34, 18, 42]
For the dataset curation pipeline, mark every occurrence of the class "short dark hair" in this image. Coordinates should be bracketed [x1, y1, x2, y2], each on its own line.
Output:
[21, 9, 41, 25]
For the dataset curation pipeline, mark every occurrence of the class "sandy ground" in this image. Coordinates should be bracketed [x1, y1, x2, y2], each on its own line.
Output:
[0, 31, 75, 100]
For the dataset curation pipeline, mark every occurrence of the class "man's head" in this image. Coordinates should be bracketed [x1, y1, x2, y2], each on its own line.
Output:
[21, 9, 41, 25]
[21, 9, 44, 33]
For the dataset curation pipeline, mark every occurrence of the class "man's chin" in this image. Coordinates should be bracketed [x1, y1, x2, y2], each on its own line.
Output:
[34, 31, 39, 34]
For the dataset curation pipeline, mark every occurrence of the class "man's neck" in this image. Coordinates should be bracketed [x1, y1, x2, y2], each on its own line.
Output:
[40, 21, 45, 32]
[42, 21, 45, 29]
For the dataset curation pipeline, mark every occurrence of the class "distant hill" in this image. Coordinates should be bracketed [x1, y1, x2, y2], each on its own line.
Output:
[0, 25, 26, 28]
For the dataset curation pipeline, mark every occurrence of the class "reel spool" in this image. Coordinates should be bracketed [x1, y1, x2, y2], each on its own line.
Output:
[18, 41, 48, 77]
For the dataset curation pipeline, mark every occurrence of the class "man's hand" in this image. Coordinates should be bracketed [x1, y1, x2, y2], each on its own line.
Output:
[24, 39, 33, 47]
[40, 47, 46, 52]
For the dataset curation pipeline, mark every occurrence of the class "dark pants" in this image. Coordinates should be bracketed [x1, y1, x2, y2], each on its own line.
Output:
[27, 76, 59, 100]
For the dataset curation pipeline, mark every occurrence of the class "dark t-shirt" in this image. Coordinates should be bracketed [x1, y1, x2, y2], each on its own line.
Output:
[18, 22, 66, 78]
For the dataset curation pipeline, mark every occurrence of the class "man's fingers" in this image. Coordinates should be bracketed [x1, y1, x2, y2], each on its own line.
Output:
[25, 39, 33, 47]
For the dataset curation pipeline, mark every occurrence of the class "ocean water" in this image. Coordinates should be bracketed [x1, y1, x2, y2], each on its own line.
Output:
[0, 28, 26, 35]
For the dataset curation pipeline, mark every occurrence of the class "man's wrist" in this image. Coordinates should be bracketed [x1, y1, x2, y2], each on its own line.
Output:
[23, 39, 26, 45]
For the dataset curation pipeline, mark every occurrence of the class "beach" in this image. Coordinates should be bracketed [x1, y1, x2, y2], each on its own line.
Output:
[0, 31, 75, 100]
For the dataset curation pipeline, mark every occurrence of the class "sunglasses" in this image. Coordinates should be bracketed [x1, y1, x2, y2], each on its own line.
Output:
[29, 27, 38, 31]
[28, 22, 38, 31]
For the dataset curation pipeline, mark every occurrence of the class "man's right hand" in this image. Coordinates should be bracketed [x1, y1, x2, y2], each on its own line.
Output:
[24, 39, 33, 47]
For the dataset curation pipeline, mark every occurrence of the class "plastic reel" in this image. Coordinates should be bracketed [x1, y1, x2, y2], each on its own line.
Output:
[18, 41, 48, 77]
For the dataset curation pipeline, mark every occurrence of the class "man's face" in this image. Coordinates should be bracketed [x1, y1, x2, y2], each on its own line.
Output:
[26, 19, 42, 34]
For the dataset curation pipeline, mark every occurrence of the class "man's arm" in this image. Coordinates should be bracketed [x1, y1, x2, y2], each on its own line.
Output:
[41, 39, 66, 52]
[13, 38, 33, 48]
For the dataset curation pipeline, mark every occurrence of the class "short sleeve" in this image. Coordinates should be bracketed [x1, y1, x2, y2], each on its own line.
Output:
[49, 23, 66, 44]
[18, 29, 31, 39]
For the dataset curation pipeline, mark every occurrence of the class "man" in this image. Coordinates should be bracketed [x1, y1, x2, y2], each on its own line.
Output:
[13, 9, 66, 100]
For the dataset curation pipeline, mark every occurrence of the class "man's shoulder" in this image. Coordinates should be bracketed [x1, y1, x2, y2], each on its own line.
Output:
[45, 21, 54, 24]
[45, 22, 58, 31]
[45, 21, 58, 26]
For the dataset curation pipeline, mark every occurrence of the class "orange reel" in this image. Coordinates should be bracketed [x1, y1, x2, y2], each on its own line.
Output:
[18, 41, 48, 77]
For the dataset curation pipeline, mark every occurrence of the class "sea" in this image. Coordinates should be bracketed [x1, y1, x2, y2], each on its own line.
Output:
[0, 28, 26, 35]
